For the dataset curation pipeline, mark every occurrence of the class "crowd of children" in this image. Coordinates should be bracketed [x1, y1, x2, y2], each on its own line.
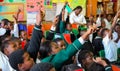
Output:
[0, 3, 120, 71]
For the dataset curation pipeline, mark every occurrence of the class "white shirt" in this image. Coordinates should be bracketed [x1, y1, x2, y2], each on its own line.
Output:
[13, 23, 19, 38]
[113, 32, 120, 48]
[50, 25, 56, 32]
[69, 12, 86, 24]
[104, 18, 111, 29]
[102, 34, 118, 62]
[0, 51, 16, 71]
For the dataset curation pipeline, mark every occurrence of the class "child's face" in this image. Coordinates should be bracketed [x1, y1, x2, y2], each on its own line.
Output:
[20, 52, 34, 71]
[115, 25, 120, 33]
[66, 24, 72, 31]
[84, 52, 94, 65]
[1, 21, 8, 29]
[5, 42, 17, 56]
[107, 15, 112, 21]
[8, 23, 13, 30]
[51, 42, 61, 54]
[21, 31, 27, 40]
[15, 41, 21, 49]
[101, 21, 106, 28]
[57, 40, 66, 49]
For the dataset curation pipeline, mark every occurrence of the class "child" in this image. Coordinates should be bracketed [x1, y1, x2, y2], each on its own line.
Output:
[64, 23, 73, 34]
[19, 30, 29, 49]
[9, 49, 34, 71]
[78, 50, 113, 71]
[113, 24, 120, 48]
[39, 25, 98, 71]
[101, 10, 120, 62]
[77, 26, 94, 54]
[0, 19, 10, 36]
[92, 27, 104, 56]
[53, 38, 66, 49]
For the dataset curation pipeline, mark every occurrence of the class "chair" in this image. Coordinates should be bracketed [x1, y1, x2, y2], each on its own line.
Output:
[99, 50, 105, 58]
[72, 29, 79, 36]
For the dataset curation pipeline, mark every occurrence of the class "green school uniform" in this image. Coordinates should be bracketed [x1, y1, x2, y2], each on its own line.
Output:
[41, 39, 83, 70]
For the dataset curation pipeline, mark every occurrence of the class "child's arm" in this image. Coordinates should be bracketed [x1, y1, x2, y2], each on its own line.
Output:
[27, 7, 43, 62]
[109, 10, 120, 38]
[12, 9, 21, 38]
[60, 8, 66, 33]
[93, 57, 113, 71]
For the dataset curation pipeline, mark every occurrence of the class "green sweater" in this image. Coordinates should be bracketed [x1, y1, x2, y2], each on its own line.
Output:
[41, 39, 83, 70]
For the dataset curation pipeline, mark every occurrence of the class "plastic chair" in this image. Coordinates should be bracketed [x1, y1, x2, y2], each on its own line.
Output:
[99, 50, 105, 58]
[72, 29, 79, 36]
[117, 48, 120, 61]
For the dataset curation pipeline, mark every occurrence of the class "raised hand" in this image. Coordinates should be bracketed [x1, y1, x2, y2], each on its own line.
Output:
[36, 6, 42, 26]
[93, 57, 107, 67]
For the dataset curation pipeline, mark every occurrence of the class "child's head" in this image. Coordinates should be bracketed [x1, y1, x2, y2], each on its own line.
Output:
[114, 24, 120, 33]
[1, 40, 18, 56]
[101, 28, 109, 38]
[11, 37, 21, 49]
[30, 63, 55, 71]
[20, 30, 27, 40]
[1, 19, 10, 28]
[78, 50, 94, 67]
[66, 23, 72, 31]
[9, 49, 34, 71]
[96, 26, 103, 37]
[53, 38, 66, 49]
[107, 14, 113, 22]
[101, 19, 106, 28]
[39, 41, 61, 59]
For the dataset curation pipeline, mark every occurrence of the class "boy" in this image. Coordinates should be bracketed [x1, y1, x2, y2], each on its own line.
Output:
[101, 10, 120, 62]
[9, 49, 34, 71]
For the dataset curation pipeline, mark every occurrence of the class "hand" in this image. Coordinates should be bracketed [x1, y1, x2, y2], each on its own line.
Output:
[36, 6, 42, 26]
[116, 9, 120, 16]
[17, 8, 21, 13]
[53, 16, 59, 25]
[93, 57, 107, 67]
[87, 24, 97, 35]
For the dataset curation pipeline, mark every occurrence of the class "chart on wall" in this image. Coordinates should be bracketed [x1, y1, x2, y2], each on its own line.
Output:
[27, 0, 44, 24]
[27, 0, 44, 12]
[0, 0, 26, 21]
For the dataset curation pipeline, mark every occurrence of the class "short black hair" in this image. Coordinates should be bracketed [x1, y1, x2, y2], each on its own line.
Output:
[100, 28, 109, 38]
[9, 49, 25, 71]
[1, 19, 10, 26]
[39, 40, 52, 59]
[1, 40, 13, 53]
[53, 38, 63, 43]
[30, 63, 54, 71]
[73, 6, 82, 11]
[78, 50, 92, 64]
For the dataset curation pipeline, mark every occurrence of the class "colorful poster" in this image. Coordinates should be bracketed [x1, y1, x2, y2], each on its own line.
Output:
[0, 0, 26, 21]
[27, 0, 44, 12]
